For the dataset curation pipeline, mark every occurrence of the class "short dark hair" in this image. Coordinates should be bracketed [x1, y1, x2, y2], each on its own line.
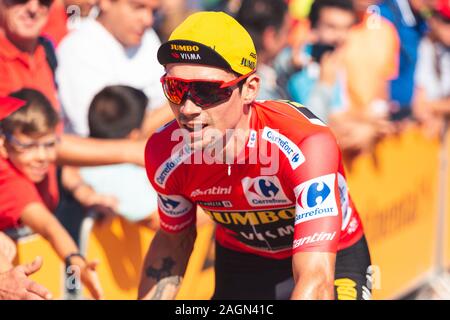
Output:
[0, 88, 59, 136]
[88, 85, 148, 139]
[235, 0, 288, 53]
[309, 0, 355, 28]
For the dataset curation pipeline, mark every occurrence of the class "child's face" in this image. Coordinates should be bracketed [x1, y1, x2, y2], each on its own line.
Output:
[1, 130, 58, 183]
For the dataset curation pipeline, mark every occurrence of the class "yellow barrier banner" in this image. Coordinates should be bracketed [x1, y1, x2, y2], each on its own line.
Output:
[345, 126, 440, 299]
[85, 217, 215, 300]
[443, 128, 450, 269]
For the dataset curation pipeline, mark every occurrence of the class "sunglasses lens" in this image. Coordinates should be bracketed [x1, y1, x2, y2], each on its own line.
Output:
[162, 78, 186, 105]
[191, 82, 232, 108]
[162, 77, 235, 108]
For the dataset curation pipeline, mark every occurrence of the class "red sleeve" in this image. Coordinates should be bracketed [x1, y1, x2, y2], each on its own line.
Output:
[0, 160, 43, 230]
[144, 134, 196, 233]
[283, 131, 342, 253]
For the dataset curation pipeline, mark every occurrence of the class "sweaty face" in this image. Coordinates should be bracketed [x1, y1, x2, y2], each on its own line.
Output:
[2, 131, 57, 183]
[98, 0, 158, 47]
[165, 64, 246, 151]
[0, 0, 51, 40]
[315, 7, 356, 47]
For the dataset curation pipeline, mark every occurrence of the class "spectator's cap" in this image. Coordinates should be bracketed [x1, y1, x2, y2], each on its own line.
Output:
[436, 0, 450, 20]
[0, 97, 26, 121]
[157, 11, 257, 75]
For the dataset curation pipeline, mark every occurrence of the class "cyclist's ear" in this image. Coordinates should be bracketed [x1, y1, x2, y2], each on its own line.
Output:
[241, 74, 260, 105]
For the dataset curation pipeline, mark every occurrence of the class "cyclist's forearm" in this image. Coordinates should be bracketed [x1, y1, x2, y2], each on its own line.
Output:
[138, 226, 196, 300]
[291, 277, 334, 300]
[290, 251, 336, 300]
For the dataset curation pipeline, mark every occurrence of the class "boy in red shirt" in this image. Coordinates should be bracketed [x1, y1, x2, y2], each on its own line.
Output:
[0, 89, 103, 299]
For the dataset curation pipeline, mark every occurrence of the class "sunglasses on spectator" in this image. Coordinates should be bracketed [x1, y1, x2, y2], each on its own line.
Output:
[160, 71, 255, 109]
[6, 0, 53, 7]
[4, 133, 60, 154]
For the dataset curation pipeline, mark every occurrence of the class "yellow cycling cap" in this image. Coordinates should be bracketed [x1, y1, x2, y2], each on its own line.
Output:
[157, 11, 257, 75]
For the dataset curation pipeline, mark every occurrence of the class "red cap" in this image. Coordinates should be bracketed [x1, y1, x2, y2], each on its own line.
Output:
[436, 0, 450, 19]
[0, 96, 26, 121]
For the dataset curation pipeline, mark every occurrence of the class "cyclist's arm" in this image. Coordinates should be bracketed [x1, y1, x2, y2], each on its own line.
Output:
[291, 251, 336, 299]
[138, 224, 196, 300]
[281, 127, 342, 299]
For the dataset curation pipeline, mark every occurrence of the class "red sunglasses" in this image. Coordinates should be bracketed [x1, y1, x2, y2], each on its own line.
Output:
[160, 71, 255, 109]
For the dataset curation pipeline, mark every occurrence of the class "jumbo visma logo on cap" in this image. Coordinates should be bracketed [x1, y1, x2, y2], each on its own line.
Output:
[157, 11, 257, 75]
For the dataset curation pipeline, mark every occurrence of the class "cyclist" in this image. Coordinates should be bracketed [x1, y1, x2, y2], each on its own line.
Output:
[138, 11, 371, 300]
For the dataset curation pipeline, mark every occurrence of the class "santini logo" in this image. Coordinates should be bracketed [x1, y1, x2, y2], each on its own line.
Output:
[262, 127, 305, 170]
[293, 231, 336, 249]
[190, 186, 232, 198]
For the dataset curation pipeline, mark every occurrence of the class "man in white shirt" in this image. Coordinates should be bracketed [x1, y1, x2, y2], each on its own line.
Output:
[57, 0, 171, 137]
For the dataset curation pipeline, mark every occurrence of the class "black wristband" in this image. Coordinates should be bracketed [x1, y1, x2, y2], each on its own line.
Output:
[65, 253, 86, 267]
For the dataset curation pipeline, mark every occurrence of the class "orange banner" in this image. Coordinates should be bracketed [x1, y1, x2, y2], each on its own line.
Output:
[443, 128, 450, 270]
[345, 126, 440, 299]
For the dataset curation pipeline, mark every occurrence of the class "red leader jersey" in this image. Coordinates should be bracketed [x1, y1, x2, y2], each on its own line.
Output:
[145, 100, 364, 259]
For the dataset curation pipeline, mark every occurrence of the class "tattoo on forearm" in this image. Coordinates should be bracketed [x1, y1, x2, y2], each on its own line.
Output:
[150, 275, 182, 300]
[145, 257, 176, 281]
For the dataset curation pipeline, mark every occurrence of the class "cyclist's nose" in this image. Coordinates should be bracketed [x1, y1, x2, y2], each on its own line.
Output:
[179, 98, 202, 117]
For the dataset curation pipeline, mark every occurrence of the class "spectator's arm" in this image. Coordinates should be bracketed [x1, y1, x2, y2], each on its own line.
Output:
[61, 166, 118, 212]
[20, 203, 103, 299]
[57, 134, 146, 167]
[414, 88, 450, 117]
[0, 232, 16, 272]
[138, 225, 196, 300]
[0, 251, 12, 273]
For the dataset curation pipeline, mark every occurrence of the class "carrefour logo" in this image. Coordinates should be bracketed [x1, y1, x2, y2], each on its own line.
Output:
[262, 127, 305, 170]
[304, 181, 331, 207]
[242, 176, 292, 207]
[155, 145, 192, 188]
[294, 174, 338, 224]
[157, 194, 192, 217]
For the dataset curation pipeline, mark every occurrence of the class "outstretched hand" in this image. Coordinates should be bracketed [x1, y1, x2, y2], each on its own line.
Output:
[0, 256, 53, 300]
